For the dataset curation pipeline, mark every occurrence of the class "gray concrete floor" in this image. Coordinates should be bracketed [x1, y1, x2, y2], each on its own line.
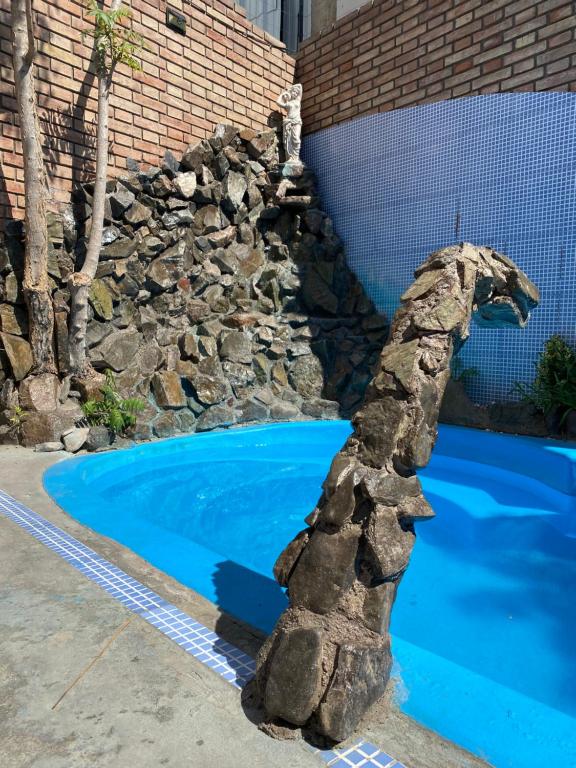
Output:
[0, 446, 491, 768]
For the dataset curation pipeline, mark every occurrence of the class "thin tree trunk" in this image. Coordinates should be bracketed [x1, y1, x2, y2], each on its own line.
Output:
[11, 0, 56, 374]
[68, 0, 121, 378]
[68, 73, 112, 376]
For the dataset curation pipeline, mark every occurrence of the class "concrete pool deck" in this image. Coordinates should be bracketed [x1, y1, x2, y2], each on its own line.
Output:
[0, 445, 490, 768]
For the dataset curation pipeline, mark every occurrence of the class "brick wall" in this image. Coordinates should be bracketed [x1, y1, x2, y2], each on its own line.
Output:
[0, 0, 295, 221]
[296, 0, 576, 134]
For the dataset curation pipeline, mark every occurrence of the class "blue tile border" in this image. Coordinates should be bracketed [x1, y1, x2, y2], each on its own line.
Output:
[315, 741, 406, 767]
[0, 488, 408, 768]
[0, 488, 255, 689]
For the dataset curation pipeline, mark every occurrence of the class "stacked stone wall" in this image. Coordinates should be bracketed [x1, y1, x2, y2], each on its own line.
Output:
[0, 124, 388, 448]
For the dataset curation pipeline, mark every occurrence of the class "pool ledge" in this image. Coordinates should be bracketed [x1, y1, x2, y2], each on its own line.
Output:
[0, 443, 489, 768]
[0, 487, 407, 768]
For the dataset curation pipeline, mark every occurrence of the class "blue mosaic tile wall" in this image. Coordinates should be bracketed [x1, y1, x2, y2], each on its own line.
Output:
[302, 93, 576, 404]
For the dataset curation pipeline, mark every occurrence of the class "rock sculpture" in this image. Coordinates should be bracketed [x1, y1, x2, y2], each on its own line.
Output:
[276, 84, 303, 165]
[255, 242, 539, 741]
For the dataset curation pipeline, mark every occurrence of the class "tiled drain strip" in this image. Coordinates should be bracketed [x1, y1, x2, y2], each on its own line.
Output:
[0, 489, 406, 768]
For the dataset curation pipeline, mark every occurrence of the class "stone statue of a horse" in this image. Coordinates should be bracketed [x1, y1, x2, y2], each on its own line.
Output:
[255, 242, 539, 741]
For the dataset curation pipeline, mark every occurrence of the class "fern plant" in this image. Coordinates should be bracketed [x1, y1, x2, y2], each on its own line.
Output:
[514, 335, 576, 426]
[82, 369, 145, 434]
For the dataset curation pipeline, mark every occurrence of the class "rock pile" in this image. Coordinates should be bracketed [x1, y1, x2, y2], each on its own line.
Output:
[255, 243, 539, 741]
[0, 124, 387, 449]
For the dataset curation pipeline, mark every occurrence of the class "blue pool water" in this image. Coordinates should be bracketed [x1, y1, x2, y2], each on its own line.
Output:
[44, 421, 576, 768]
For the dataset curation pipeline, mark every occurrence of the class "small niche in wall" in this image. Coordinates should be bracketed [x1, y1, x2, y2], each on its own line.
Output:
[166, 6, 186, 34]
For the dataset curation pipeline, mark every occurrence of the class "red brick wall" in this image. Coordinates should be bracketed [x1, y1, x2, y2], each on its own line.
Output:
[0, 0, 295, 221]
[296, 0, 576, 134]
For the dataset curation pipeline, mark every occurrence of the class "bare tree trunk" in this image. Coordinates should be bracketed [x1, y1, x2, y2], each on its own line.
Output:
[11, 0, 56, 374]
[68, 74, 112, 376]
[68, 0, 121, 378]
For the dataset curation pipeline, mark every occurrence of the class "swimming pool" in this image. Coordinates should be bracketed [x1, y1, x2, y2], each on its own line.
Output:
[44, 421, 576, 768]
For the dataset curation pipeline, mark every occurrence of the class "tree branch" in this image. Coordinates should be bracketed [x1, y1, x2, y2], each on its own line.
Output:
[24, 0, 36, 63]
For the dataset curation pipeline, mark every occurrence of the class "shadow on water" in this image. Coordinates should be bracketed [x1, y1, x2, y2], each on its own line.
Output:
[211, 559, 327, 740]
[211, 559, 287, 679]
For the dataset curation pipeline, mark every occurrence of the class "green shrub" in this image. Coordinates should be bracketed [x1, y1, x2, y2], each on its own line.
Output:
[515, 335, 576, 425]
[82, 369, 145, 434]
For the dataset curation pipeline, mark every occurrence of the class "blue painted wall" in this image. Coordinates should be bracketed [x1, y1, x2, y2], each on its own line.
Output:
[303, 93, 576, 404]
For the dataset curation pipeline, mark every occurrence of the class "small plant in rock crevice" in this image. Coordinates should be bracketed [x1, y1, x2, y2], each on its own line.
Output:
[514, 334, 576, 428]
[8, 406, 25, 438]
[81, 369, 145, 434]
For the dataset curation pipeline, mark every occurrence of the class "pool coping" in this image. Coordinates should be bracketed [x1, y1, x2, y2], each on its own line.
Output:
[0, 443, 492, 768]
[0, 486, 407, 768]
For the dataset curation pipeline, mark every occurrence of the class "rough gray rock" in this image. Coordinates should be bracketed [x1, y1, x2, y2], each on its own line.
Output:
[89, 279, 114, 321]
[153, 410, 179, 438]
[90, 328, 141, 372]
[193, 205, 223, 235]
[263, 628, 324, 725]
[195, 404, 236, 431]
[190, 374, 229, 406]
[146, 242, 187, 291]
[34, 441, 64, 452]
[124, 200, 151, 226]
[62, 426, 90, 453]
[181, 139, 213, 173]
[269, 401, 301, 421]
[222, 171, 247, 210]
[108, 183, 135, 218]
[289, 355, 325, 399]
[20, 405, 82, 447]
[18, 373, 60, 412]
[317, 644, 392, 742]
[219, 332, 252, 364]
[84, 426, 113, 452]
[174, 172, 197, 199]
[1, 333, 33, 381]
[151, 371, 187, 407]
[0, 304, 28, 336]
[101, 237, 138, 261]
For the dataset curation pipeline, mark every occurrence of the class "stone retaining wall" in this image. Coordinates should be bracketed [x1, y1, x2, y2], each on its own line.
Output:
[0, 124, 388, 449]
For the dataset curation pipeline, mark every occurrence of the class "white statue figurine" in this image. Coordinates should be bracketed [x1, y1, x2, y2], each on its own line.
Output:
[276, 84, 303, 164]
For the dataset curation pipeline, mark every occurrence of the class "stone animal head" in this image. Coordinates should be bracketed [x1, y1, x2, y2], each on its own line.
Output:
[471, 245, 539, 328]
[406, 242, 539, 352]
[413, 242, 539, 330]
